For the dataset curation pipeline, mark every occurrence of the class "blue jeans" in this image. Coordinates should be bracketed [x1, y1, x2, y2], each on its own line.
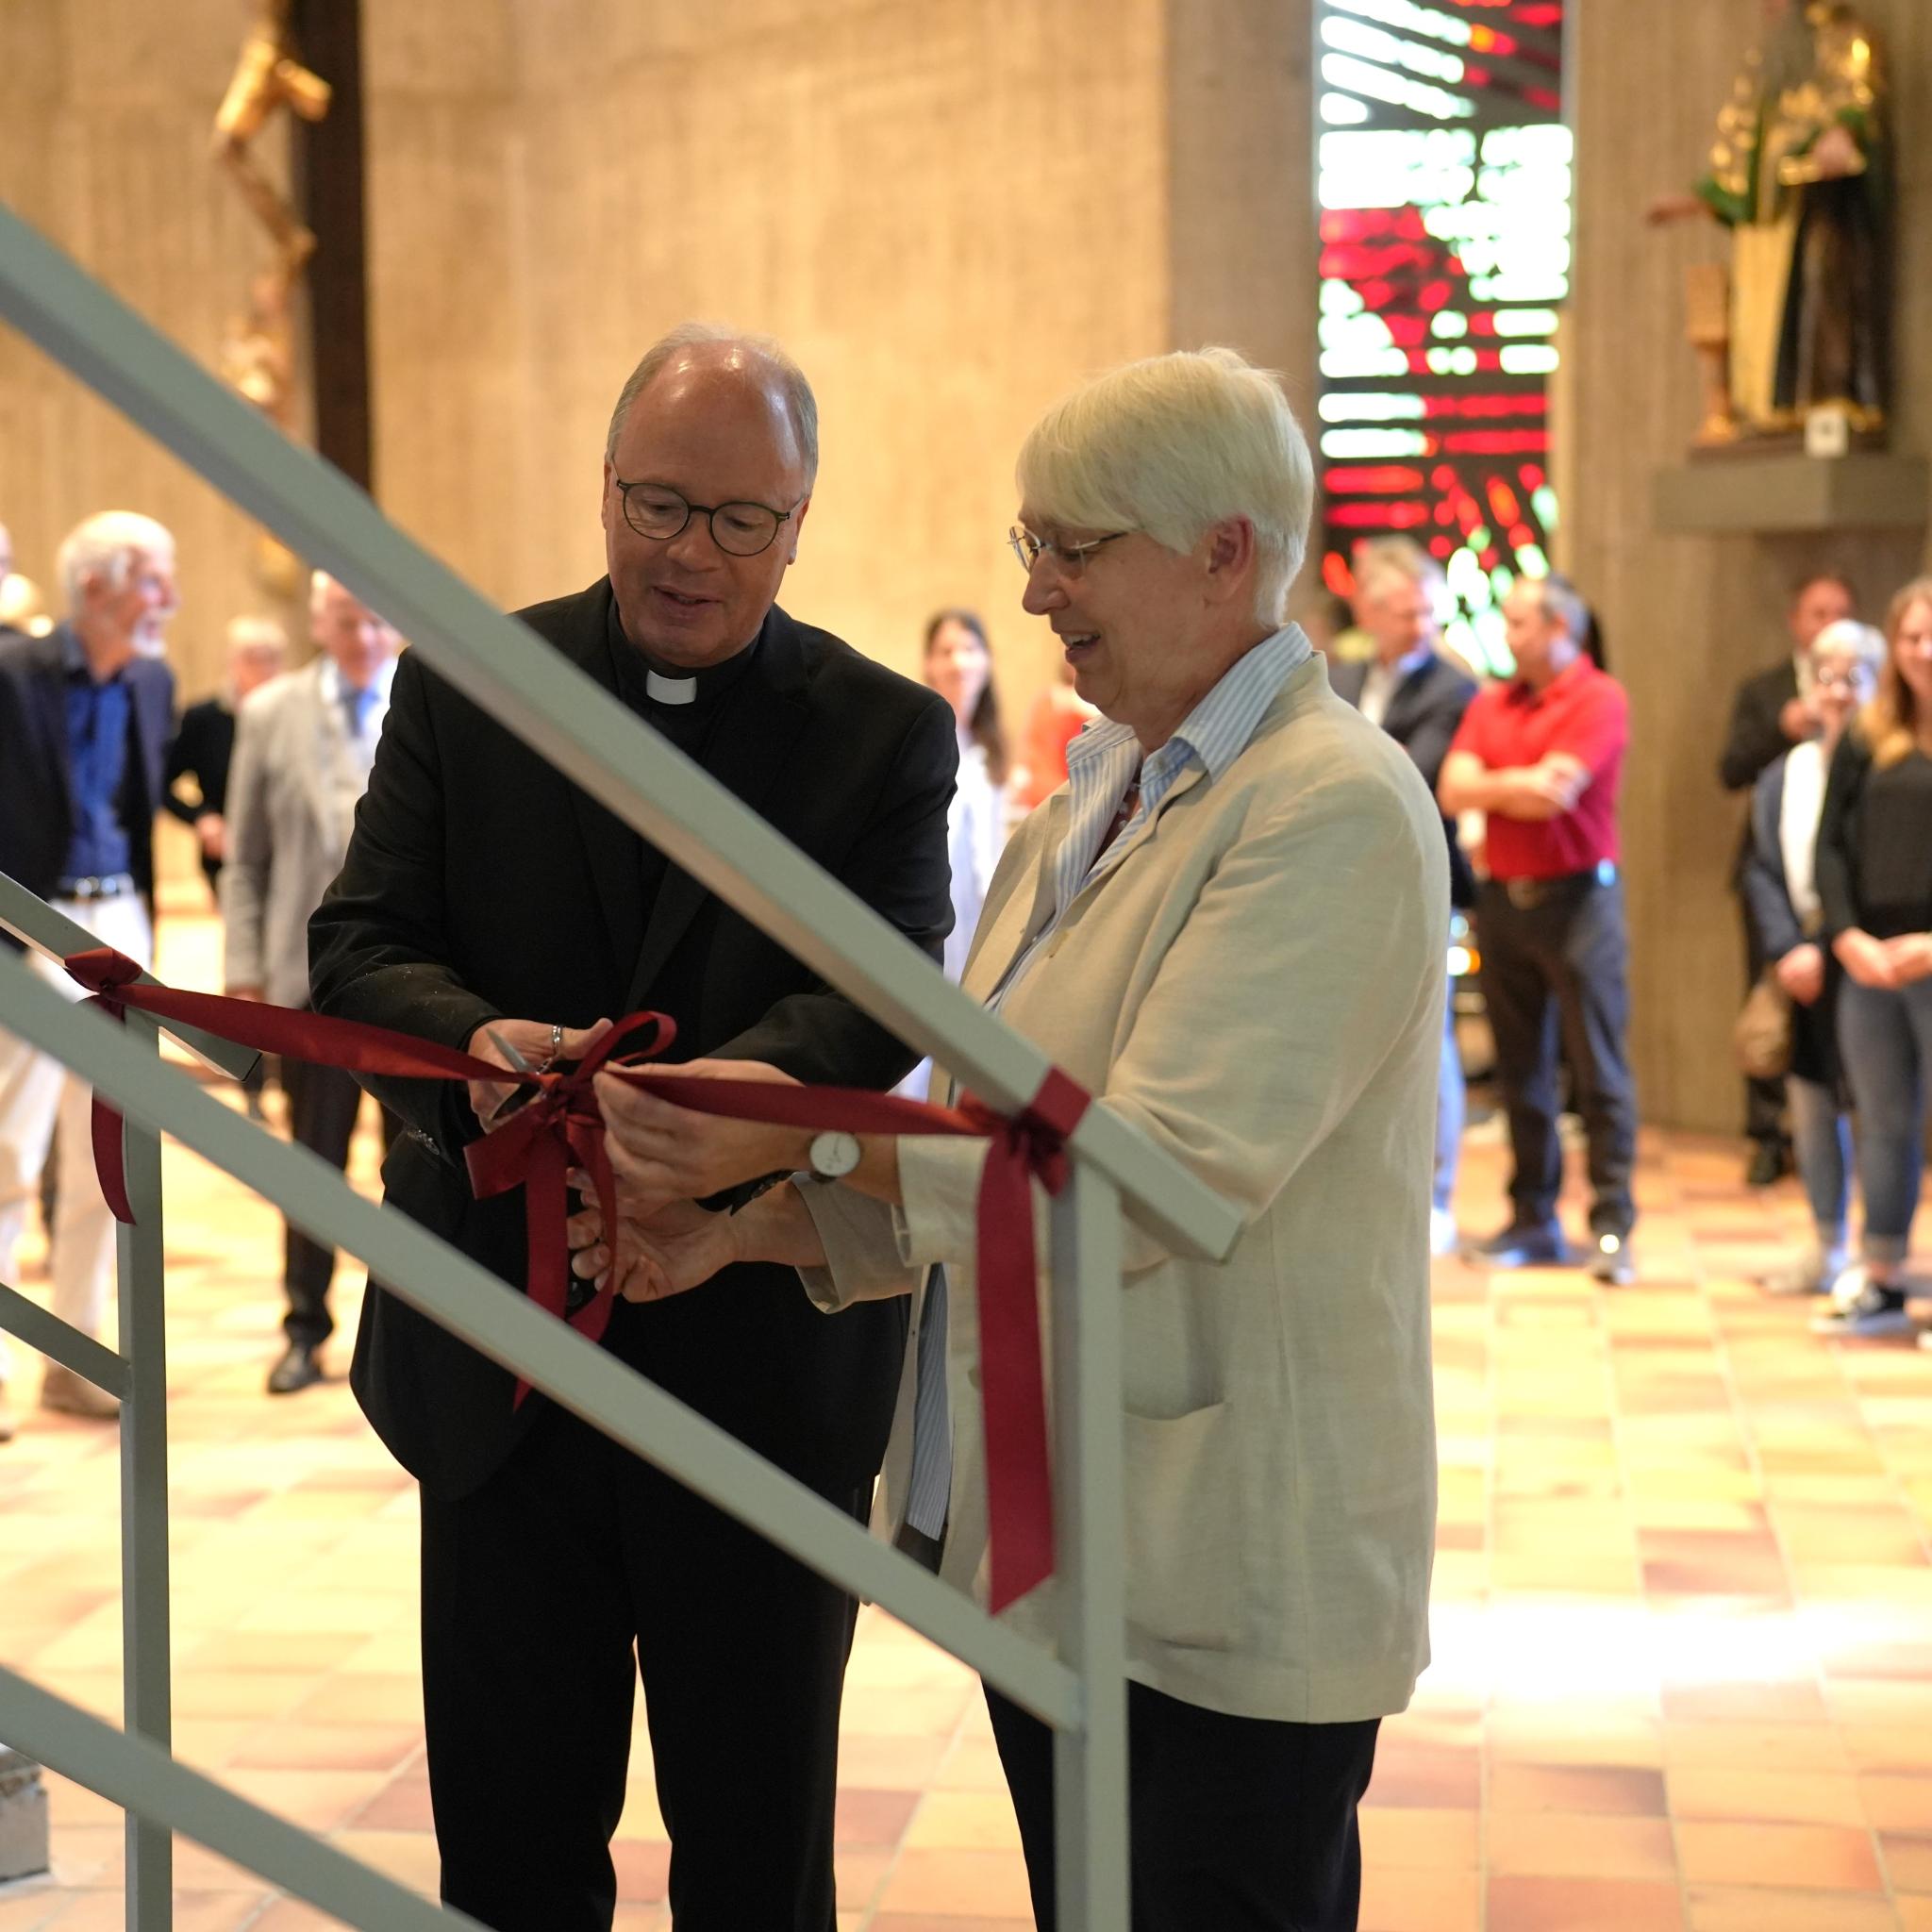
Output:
[1787, 1074, 1850, 1249]
[1837, 976, 1932, 1265]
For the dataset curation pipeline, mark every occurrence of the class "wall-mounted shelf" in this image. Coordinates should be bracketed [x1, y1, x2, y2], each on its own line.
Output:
[1652, 452, 1928, 534]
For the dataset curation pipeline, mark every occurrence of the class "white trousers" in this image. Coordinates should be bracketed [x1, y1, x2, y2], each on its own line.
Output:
[0, 891, 154, 1380]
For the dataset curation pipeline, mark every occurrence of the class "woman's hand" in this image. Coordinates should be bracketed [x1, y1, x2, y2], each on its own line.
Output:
[1833, 927, 1899, 990]
[1774, 941, 1825, 1006]
[566, 1195, 743, 1304]
[593, 1058, 812, 1216]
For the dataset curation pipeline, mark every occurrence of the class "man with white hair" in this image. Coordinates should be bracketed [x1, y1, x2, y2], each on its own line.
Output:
[223, 575, 397, 1394]
[1327, 539, 1476, 1253]
[1440, 574, 1639, 1282]
[0, 511, 178, 1437]
[308, 322, 956, 1929]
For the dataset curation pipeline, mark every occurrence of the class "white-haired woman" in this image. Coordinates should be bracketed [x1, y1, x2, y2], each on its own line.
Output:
[582, 347, 1445, 1930]
[1740, 618, 1886, 1295]
[1814, 578, 1932, 1339]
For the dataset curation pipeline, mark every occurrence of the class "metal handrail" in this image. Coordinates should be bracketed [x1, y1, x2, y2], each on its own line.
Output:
[0, 195, 1214, 1929]
[0, 201, 1241, 1271]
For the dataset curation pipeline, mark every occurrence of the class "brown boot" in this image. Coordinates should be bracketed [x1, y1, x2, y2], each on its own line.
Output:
[39, 1363, 121, 1421]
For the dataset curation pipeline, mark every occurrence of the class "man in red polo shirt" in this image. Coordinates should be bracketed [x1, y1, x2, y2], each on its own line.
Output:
[1440, 574, 1638, 1283]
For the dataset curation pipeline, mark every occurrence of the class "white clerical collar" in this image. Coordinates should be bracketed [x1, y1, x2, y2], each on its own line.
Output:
[645, 669, 697, 706]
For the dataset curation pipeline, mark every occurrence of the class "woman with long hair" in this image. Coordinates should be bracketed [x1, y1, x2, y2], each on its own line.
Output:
[921, 608, 1009, 982]
[1813, 577, 1932, 1338]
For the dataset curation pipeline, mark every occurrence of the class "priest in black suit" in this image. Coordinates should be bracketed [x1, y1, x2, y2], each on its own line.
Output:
[308, 325, 957, 1932]
[1717, 570, 1856, 1184]
[1327, 541, 1474, 1253]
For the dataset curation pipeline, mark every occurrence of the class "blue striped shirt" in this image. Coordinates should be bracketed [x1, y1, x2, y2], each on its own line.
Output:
[902, 622, 1310, 1541]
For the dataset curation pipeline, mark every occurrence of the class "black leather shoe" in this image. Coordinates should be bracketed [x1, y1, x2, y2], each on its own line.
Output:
[1745, 1140, 1790, 1188]
[266, 1343, 324, 1395]
[1465, 1222, 1572, 1269]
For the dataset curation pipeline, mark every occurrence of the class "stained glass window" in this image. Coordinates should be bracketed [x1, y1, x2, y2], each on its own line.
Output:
[1314, 0, 1570, 673]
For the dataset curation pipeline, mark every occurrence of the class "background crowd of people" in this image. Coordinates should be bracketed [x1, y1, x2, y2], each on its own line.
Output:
[2, 504, 1930, 1459]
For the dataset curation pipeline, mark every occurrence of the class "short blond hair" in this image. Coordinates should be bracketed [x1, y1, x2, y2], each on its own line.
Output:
[56, 511, 175, 613]
[1015, 347, 1314, 625]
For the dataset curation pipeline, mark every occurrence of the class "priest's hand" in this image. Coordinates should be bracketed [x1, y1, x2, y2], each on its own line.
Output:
[465, 1016, 612, 1125]
[593, 1058, 810, 1216]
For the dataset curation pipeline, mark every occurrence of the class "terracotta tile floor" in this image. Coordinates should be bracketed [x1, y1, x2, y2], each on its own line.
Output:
[2, 904, 1930, 1927]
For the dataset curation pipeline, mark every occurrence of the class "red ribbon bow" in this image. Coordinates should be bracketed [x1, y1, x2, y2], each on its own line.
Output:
[60, 949, 1090, 1609]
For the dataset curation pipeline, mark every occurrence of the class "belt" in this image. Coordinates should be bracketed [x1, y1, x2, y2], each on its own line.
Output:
[1497, 860, 1617, 910]
[55, 874, 137, 902]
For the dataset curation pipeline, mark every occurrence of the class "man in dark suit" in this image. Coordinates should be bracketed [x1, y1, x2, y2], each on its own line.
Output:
[1329, 541, 1476, 1254]
[308, 325, 956, 1932]
[161, 615, 288, 894]
[1718, 569, 1856, 1185]
[0, 512, 178, 1437]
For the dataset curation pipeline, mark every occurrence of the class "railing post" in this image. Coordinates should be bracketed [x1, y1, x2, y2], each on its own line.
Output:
[1049, 1160, 1128, 1930]
[116, 1009, 172, 1930]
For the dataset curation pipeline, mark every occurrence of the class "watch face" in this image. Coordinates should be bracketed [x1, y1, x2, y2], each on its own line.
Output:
[810, 1130, 861, 1179]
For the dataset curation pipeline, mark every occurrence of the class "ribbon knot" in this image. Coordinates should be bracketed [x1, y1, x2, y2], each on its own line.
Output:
[56, 949, 1091, 1611]
[464, 1015, 677, 1407]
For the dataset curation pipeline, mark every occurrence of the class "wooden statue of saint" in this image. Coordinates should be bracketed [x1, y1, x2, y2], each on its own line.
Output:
[1649, 0, 1888, 442]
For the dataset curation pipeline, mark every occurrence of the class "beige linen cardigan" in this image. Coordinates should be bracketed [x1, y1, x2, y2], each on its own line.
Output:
[802, 653, 1444, 1724]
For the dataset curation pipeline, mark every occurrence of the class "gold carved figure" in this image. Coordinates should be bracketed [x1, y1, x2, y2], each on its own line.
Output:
[1649, 1, 1888, 445]
[210, 0, 331, 437]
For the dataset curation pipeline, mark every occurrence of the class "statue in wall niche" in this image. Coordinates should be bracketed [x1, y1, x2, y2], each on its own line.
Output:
[210, 0, 331, 439]
[1647, 0, 1889, 447]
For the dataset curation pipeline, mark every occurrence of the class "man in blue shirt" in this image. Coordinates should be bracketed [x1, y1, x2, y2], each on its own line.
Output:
[0, 512, 178, 1440]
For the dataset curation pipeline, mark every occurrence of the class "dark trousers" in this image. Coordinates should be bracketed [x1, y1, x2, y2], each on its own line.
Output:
[986, 1682, 1379, 1931]
[1477, 874, 1638, 1237]
[1740, 905, 1790, 1145]
[280, 1057, 394, 1346]
[418, 1402, 866, 1932]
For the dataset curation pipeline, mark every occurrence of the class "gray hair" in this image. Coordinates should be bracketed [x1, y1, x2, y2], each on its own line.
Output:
[1015, 346, 1314, 625]
[1354, 536, 1444, 606]
[1517, 572, 1589, 646]
[605, 322, 820, 489]
[56, 511, 175, 613]
[1810, 617, 1887, 677]
[225, 614, 289, 660]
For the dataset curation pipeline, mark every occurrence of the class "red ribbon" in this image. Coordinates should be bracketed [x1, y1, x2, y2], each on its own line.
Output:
[61, 948, 1089, 1609]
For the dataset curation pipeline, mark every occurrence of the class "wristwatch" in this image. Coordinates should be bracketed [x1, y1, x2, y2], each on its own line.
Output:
[807, 1130, 861, 1180]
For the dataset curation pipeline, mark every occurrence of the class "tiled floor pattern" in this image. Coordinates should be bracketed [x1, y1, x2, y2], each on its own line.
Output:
[1, 906, 1930, 1928]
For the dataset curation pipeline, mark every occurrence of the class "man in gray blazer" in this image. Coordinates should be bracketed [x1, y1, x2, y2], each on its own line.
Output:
[223, 571, 399, 1392]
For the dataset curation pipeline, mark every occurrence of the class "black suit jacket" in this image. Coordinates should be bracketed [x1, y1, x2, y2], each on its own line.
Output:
[162, 696, 238, 824]
[308, 581, 958, 1500]
[1329, 650, 1478, 907]
[0, 623, 176, 924]
[1719, 659, 1801, 794]
[1721, 658, 1803, 889]
[162, 695, 237, 885]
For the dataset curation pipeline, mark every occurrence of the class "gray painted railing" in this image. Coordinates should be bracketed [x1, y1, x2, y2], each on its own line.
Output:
[0, 196, 1243, 1930]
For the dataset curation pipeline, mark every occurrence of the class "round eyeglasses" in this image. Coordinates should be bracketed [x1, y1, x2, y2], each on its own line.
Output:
[615, 479, 799, 558]
[1008, 526, 1130, 575]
